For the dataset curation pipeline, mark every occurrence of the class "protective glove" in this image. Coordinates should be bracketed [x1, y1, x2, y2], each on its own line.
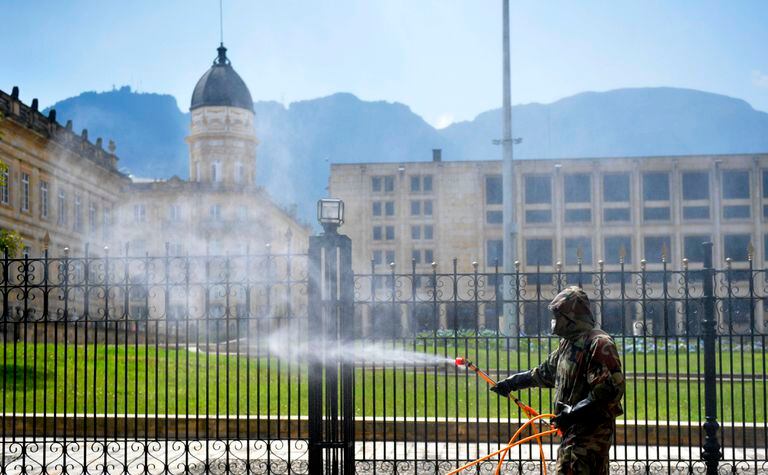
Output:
[551, 396, 601, 431]
[489, 371, 534, 397]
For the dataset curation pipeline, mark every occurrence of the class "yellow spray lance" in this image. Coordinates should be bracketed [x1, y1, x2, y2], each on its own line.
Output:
[452, 357, 559, 475]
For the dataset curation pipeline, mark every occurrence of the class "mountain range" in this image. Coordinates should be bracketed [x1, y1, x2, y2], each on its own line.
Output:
[44, 86, 768, 223]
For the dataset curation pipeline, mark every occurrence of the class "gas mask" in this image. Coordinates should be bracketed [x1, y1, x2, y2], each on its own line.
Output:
[547, 286, 595, 339]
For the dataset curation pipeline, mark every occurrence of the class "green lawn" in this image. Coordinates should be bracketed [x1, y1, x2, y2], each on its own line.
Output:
[0, 342, 764, 423]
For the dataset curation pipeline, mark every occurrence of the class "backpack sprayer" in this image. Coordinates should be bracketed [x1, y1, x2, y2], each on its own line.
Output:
[451, 357, 559, 475]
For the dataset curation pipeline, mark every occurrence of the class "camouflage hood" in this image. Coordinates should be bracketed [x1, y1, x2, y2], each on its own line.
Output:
[548, 286, 595, 339]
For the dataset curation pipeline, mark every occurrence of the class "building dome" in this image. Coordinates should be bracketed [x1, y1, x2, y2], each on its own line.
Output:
[190, 45, 254, 112]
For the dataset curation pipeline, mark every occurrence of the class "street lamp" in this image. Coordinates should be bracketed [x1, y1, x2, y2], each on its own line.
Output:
[317, 198, 345, 234]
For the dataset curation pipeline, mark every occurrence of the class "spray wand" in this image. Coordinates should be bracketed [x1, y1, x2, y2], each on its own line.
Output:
[454, 357, 546, 422]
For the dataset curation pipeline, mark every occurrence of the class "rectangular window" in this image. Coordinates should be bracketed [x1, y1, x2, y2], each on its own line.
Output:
[603, 174, 630, 202]
[485, 175, 502, 205]
[683, 235, 710, 263]
[486, 210, 503, 224]
[683, 205, 709, 220]
[372, 250, 383, 265]
[564, 174, 591, 203]
[20, 173, 29, 212]
[412, 249, 421, 264]
[103, 208, 111, 238]
[385, 225, 395, 240]
[423, 200, 433, 216]
[169, 204, 182, 221]
[424, 225, 433, 240]
[74, 195, 82, 231]
[40, 181, 48, 218]
[644, 206, 670, 221]
[604, 208, 630, 222]
[565, 209, 591, 223]
[525, 210, 551, 223]
[0, 168, 9, 204]
[486, 240, 503, 267]
[605, 236, 632, 264]
[134, 204, 146, 224]
[423, 175, 433, 192]
[410, 200, 421, 216]
[525, 239, 553, 266]
[723, 205, 750, 219]
[411, 225, 421, 240]
[89, 203, 97, 231]
[682, 171, 709, 200]
[372, 176, 382, 192]
[722, 170, 750, 199]
[643, 172, 670, 201]
[384, 176, 395, 192]
[525, 176, 551, 204]
[565, 237, 592, 265]
[372, 226, 382, 241]
[57, 191, 66, 225]
[410, 176, 420, 192]
[724, 234, 751, 261]
[209, 204, 221, 220]
[644, 235, 672, 263]
[424, 249, 434, 264]
[385, 250, 395, 265]
[763, 170, 768, 198]
[385, 201, 395, 216]
[372, 202, 382, 216]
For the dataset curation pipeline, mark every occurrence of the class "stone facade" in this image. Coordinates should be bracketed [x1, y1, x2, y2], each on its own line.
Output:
[0, 87, 129, 256]
[330, 151, 768, 335]
[330, 152, 768, 275]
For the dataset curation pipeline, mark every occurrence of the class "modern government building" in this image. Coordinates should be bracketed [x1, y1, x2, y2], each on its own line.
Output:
[330, 150, 768, 335]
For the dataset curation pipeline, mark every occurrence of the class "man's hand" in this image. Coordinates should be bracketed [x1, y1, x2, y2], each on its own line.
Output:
[551, 402, 576, 431]
[489, 372, 533, 397]
[552, 396, 600, 431]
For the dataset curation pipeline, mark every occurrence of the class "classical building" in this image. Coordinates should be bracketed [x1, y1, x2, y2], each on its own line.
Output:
[114, 44, 309, 257]
[330, 150, 768, 334]
[0, 44, 310, 330]
[0, 86, 128, 256]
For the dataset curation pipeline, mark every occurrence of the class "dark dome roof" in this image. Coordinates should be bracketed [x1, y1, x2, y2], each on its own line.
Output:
[190, 45, 254, 112]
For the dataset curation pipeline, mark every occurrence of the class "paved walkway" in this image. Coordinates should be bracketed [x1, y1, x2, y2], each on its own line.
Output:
[1, 439, 765, 474]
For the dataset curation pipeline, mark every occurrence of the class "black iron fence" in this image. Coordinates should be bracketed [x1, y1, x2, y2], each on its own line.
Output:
[1, 246, 766, 474]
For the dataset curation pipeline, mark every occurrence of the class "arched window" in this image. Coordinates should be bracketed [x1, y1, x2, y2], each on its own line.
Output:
[234, 161, 244, 184]
[211, 161, 222, 182]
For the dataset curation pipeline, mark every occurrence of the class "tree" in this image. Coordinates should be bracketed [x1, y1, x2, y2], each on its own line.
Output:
[0, 229, 22, 257]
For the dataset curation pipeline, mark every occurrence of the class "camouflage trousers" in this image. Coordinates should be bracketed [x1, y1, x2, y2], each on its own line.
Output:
[554, 419, 614, 475]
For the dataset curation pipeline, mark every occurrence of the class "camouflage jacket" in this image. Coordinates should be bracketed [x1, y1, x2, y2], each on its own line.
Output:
[530, 329, 625, 421]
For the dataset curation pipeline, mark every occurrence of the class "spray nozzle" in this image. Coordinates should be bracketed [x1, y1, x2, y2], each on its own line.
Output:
[455, 357, 466, 367]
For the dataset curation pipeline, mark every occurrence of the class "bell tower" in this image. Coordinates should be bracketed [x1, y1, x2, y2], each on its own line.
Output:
[187, 44, 257, 186]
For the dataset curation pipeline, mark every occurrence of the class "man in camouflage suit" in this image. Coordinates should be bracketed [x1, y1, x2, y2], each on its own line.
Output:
[491, 286, 625, 474]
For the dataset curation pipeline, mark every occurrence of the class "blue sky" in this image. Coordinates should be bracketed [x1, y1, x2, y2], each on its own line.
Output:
[2, 0, 766, 127]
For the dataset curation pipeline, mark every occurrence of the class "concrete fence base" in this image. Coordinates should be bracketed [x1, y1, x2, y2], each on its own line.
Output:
[1, 415, 763, 448]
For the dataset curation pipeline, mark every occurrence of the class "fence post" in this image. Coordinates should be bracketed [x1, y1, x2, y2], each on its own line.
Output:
[701, 241, 721, 473]
[308, 220, 355, 475]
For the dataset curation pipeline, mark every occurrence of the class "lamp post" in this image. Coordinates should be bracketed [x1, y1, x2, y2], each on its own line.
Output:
[308, 199, 355, 474]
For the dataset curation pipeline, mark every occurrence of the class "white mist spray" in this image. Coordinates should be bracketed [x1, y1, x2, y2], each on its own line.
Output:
[262, 324, 454, 366]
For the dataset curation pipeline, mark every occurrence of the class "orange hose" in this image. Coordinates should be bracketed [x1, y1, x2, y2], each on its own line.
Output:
[446, 426, 558, 475]
[455, 359, 559, 475]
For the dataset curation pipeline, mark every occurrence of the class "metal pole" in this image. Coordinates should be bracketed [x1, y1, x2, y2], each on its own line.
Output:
[701, 241, 721, 473]
[308, 231, 355, 475]
[501, 0, 518, 336]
